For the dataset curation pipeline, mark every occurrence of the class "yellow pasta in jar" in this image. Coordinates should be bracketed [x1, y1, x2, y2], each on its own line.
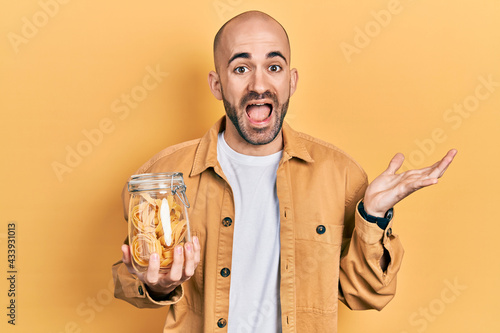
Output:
[129, 193, 188, 270]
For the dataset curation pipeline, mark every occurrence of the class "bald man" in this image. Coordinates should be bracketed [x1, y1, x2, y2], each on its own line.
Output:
[113, 11, 456, 332]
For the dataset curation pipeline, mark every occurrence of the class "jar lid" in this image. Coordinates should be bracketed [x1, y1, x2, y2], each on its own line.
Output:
[128, 172, 185, 192]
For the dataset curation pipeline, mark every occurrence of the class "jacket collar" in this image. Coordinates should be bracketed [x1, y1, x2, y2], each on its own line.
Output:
[190, 116, 314, 177]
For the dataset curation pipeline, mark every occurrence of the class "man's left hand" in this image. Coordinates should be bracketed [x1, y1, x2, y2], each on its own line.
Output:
[363, 149, 458, 217]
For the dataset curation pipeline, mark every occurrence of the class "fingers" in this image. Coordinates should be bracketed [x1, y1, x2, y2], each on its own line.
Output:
[146, 253, 161, 284]
[408, 177, 439, 192]
[429, 149, 458, 179]
[142, 247, 184, 297]
[193, 236, 201, 267]
[184, 237, 200, 277]
[122, 244, 141, 276]
[366, 149, 456, 213]
[139, 238, 201, 297]
[183, 242, 195, 277]
[121, 244, 131, 264]
[385, 153, 405, 175]
[169, 245, 185, 281]
[398, 149, 457, 179]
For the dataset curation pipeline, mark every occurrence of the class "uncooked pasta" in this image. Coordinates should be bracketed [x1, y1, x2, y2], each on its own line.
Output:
[129, 193, 187, 269]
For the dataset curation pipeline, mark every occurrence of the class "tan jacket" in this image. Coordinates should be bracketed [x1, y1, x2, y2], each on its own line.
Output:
[112, 117, 404, 332]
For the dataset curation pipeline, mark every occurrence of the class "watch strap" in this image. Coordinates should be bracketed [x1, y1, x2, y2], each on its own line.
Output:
[358, 200, 393, 230]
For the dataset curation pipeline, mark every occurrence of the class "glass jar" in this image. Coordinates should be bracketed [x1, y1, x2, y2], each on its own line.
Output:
[127, 172, 191, 272]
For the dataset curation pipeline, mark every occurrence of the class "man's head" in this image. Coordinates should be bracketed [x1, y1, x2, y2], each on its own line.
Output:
[208, 11, 298, 155]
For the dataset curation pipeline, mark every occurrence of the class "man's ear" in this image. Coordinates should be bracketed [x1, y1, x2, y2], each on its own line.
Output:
[289, 68, 298, 97]
[208, 71, 222, 100]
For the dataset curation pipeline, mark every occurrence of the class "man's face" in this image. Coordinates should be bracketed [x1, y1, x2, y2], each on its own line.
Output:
[210, 16, 298, 147]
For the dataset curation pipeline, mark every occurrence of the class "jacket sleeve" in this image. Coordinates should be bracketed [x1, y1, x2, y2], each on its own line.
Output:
[338, 178, 404, 311]
[112, 259, 183, 309]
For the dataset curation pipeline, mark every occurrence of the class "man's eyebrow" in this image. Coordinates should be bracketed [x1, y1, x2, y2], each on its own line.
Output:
[267, 51, 287, 64]
[227, 51, 288, 66]
[228, 52, 250, 66]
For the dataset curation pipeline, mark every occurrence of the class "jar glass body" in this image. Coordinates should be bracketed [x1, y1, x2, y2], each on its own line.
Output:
[127, 172, 190, 272]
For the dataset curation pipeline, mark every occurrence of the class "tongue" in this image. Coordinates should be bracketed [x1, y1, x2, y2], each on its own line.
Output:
[246, 105, 271, 122]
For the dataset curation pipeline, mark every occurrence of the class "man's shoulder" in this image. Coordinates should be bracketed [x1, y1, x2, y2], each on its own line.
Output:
[135, 138, 201, 174]
[294, 130, 365, 173]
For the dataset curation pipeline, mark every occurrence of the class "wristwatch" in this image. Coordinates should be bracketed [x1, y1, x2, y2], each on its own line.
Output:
[358, 200, 393, 230]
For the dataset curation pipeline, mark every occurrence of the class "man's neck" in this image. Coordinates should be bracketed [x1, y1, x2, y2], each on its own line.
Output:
[223, 120, 283, 156]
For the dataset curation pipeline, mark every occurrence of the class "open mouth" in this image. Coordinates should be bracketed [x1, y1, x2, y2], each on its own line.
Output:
[245, 102, 273, 124]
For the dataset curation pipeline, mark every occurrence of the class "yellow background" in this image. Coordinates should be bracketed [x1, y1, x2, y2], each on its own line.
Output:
[1, 0, 499, 332]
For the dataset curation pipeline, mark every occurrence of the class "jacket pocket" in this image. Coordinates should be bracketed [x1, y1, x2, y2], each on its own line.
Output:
[295, 222, 344, 313]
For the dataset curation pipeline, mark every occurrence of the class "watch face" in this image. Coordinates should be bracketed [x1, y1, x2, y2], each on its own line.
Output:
[385, 208, 394, 220]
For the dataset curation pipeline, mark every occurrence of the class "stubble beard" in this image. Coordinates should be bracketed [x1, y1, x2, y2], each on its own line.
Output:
[222, 90, 290, 146]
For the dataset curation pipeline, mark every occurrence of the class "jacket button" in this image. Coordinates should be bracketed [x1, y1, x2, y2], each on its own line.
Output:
[138, 285, 144, 295]
[386, 228, 392, 237]
[217, 318, 227, 328]
[220, 267, 230, 277]
[316, 225, 326, 234]
[222, 217, 232, 227]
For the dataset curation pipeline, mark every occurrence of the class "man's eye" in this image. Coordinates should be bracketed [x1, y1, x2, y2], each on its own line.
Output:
[234, 66, 248, 74]
[269, 65, 282, 72]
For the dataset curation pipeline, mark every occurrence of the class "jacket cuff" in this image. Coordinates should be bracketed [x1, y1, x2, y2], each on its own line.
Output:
[355, 200, 395, 245]
[145, 283, 183, 305]
[112, 261, 184, 308]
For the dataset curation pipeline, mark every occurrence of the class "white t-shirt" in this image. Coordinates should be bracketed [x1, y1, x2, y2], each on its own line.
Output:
[217, 132, 282, 333]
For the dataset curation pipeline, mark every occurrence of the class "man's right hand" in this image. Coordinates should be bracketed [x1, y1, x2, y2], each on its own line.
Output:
[121, 236, 200, 299]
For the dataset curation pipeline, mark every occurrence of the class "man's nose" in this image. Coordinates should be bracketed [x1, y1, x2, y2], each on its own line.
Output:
[248, 69, 269, 94]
